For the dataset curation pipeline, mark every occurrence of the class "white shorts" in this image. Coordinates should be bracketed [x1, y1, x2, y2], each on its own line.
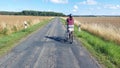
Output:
[68, 25, 74, 32]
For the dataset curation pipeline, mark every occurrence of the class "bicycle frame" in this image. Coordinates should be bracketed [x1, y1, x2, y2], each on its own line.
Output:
[69, 31, 73, 44]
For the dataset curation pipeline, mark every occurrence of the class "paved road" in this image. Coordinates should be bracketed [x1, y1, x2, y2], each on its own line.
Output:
[0, 18, 101, 68]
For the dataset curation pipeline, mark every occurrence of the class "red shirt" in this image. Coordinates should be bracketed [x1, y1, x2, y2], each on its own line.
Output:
[67, 17, 74, 25]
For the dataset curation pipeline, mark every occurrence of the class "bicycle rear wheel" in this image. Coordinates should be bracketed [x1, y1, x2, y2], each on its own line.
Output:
[69, 31, 73, 44]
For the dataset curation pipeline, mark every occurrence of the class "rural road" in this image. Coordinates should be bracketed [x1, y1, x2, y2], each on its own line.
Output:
[0, 18, 101, 68]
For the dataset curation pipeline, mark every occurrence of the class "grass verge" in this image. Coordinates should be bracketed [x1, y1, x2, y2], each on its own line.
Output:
[61, 18, 120, 68]
[0, 19, 51, 57]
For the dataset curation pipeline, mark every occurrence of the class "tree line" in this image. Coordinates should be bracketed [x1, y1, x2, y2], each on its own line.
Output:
[0, 10, 65, 16]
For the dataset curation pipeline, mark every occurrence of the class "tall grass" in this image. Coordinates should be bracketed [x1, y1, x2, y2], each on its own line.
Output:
[74, 17, 120, 44]
[74, 26, 120, 68]
[0, 15, 52, 34]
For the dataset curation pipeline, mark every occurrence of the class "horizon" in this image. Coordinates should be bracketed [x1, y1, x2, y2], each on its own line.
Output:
[0, 0, 120, 15]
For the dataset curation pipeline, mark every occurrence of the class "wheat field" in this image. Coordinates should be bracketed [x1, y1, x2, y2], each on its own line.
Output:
[0, 15, 52, 34]
[74, 17, 120, 44]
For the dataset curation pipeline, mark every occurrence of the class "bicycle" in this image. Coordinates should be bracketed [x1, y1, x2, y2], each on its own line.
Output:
[69, 31, 73, 44]
[65, 29, 73, 44]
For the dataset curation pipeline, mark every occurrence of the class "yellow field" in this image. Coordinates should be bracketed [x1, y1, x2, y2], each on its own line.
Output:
[0, 15, 52, 34]
[74, 17, 120, 44]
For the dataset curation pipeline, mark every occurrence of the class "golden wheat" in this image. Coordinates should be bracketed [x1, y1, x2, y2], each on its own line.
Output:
[0, 15, 52, 34]
[74, 17, 120, 44]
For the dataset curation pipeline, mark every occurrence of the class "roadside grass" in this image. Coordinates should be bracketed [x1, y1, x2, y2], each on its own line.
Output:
[60, 18, 66, 25]
[74, 26, 120, 68]
[0, 19, 51, 57]
[61, 18, 120, 68]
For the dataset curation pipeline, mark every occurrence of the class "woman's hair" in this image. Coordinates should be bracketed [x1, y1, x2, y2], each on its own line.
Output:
[69, 14, 72, 20]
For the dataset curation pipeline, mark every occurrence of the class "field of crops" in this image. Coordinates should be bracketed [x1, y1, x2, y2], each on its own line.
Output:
[74, 17, 120, 44]
[0, 15, 52, 35]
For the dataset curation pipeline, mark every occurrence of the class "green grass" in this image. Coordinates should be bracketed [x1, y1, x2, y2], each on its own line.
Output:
[74, 26, 120, 68]
[61, 18, 120, 68]
[0, 19, 51, 57]
[60, 18, 66, 25]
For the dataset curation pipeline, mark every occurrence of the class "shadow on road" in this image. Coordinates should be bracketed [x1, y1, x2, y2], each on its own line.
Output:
[45, 36, 69, 44]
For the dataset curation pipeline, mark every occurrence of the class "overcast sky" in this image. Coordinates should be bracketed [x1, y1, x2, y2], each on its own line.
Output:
[0, 0, 120, 15]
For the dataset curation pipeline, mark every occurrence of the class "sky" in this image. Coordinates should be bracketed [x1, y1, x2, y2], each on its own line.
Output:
[0, 0, 120, 15]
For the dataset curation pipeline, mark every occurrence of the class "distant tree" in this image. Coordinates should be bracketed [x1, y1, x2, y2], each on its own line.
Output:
[0, 10, 66, 16]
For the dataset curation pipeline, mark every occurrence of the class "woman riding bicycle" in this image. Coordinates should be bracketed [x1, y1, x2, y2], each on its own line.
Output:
[66, 14, 74, 34]
[66, 14, 74, 43]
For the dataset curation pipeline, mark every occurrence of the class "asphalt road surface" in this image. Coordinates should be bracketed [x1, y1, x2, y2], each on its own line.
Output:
[0, 18, 101, 68]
